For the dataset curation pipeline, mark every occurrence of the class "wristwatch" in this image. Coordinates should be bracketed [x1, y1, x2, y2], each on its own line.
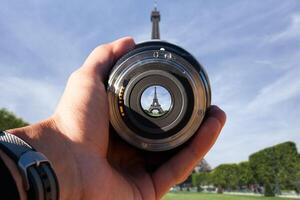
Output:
[0, 131, 59, 200]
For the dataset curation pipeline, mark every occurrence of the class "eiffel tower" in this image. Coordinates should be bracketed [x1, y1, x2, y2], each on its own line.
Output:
[148, 86, 164, 114]
[148, 1, 211, 184]
[151, 0, 160, 39]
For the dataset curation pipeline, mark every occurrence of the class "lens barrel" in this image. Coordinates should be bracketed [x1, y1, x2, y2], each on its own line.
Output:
[107, 40, 211, 151]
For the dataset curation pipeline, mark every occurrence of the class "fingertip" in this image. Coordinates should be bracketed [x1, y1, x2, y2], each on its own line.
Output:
[190, 105, 226, 153]
[80, 37, 136, 81]
[112, 36, 135, 46]
[207, 105, 226, 127]
[111, 36, 135, 58]
[191, 116, 221, 153]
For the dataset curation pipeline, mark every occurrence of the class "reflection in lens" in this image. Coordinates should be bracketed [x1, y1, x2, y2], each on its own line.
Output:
[141, 85, 172, 117]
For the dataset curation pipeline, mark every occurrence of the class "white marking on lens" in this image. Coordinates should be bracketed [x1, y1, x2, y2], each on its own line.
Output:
[153, 51, 159, 58]
[164, 53, 172, 59]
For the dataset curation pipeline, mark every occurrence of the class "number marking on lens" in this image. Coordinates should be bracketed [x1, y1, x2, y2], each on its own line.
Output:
[118, 86, 126, 117]
[153, 51, 159, 58]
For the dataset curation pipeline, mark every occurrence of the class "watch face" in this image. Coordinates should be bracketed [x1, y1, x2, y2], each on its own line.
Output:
[140, 85, 172, 118]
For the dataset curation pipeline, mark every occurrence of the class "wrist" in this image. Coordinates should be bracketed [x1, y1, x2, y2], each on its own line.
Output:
[8, 118, 82, 200]
[0, 149, 27, 200]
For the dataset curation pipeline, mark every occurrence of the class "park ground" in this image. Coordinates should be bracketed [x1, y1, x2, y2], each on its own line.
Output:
[163, 192, 297, 200]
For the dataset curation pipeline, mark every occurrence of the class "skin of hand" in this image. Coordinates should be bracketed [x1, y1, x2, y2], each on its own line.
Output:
[6, 37, 226, 200]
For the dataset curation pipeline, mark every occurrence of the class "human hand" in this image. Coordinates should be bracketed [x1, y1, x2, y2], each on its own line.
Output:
[9, 37, 226, 200]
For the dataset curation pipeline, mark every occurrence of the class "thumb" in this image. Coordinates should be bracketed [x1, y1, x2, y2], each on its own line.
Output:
[81, 37, 135, 81]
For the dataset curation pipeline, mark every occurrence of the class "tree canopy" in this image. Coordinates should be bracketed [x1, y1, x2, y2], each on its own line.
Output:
[191, 141, 300, 196]
[249, 141, 300, 195]
[0, 108, 28, 130]
[211, 164, 239, 191]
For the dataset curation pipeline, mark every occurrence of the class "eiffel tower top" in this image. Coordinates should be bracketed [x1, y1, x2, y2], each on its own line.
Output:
[151, 1, 160, 39]
[153, 86, 158, 100]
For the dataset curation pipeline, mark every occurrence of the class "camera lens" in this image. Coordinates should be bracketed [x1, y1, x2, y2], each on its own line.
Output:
[107, 41, 211, 151]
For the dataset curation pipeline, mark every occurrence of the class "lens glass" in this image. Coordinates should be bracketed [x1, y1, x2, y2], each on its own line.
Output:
[140, 85, 172, 117]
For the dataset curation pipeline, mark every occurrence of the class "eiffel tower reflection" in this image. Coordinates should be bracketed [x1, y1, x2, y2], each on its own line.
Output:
[148, 86, 164, 114]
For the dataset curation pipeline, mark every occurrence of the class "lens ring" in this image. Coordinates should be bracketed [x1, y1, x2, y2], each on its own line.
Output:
[107, 41, 211, 151]
[124, 69, 189, 139]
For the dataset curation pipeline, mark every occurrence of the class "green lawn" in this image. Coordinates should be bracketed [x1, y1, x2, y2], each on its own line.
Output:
[163, 192, 296, 200]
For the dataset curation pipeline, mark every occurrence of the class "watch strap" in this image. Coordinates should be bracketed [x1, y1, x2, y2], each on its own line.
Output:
[0, 131, 59, 200]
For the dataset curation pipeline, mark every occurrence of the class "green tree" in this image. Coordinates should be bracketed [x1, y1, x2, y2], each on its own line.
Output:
[0, 108, 28, 130]
[211, 164, 239, 193]
[264, 181, 275, 197]
[249, 141, 299, 196]
[237, 161, 254, 188]
[192, 172, 211, 188]
[290, 155, 300, 194]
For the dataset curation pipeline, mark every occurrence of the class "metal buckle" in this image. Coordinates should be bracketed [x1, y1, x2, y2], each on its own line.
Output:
[18, 151, 48, 190]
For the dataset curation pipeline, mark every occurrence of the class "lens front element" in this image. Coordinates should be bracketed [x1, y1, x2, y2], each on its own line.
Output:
[141, 85, 172, 118]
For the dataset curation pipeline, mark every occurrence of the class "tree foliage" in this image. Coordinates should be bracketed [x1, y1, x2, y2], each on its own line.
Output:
[237, 161, 253, 187]
[210, 164, 240, 191]
[0, 108, 28, 130]
[293, 157, 300, 194]
[189, 141, 300, 196]
[192, 172, 212, 187]
[249, 141, 299, 195]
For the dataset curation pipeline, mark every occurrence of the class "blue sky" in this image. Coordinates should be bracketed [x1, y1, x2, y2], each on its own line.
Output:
[0, 0, 299, 167]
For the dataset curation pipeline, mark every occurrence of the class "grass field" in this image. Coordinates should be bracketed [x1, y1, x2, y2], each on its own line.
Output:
[162, 192, 297, 200]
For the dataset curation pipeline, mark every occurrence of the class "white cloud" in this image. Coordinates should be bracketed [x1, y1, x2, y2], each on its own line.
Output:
[267, 14, 300, 42]
[246, 67, 300, 114]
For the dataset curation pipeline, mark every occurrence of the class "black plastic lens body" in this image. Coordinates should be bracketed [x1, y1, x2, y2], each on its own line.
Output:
[107, 41, 211, 151]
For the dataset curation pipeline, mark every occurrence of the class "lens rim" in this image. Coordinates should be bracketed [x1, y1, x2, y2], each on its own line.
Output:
[107, 40, 211, 151]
